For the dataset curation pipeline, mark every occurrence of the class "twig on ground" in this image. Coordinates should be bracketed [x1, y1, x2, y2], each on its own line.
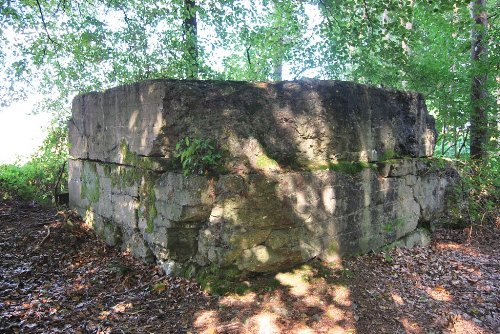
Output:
[35, 227, 51, 249]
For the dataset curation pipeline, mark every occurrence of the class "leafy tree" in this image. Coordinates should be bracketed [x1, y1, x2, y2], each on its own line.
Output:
[0, 0, 498, 214]
[316, 0, 498, 160]
[183, 0, 199, 79]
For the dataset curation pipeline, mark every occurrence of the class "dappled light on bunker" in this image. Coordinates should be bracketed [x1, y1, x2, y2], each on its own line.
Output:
[68, 79, 460, 278]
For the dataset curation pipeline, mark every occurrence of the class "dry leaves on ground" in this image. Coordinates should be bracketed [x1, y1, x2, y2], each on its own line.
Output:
[1, 199, 498, 333]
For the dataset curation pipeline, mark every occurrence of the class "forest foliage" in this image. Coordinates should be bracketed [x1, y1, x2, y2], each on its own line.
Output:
[0, 0, 498, 222]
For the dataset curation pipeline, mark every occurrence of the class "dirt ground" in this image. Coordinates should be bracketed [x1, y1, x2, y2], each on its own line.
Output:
[1, 198, 498, 333]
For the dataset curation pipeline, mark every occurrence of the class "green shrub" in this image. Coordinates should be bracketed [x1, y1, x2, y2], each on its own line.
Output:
[451, 156, 499, 227]
[0, 121, 68, 203]
[0, 164, 37, 200]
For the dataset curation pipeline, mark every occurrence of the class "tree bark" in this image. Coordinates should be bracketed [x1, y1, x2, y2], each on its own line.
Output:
[272, 60, 283, 81]
[469, 0, 489, 160]
[183, 0, 198, 79]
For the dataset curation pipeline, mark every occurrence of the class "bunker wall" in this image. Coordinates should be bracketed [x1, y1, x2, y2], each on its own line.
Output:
[68, 79, 456, 274]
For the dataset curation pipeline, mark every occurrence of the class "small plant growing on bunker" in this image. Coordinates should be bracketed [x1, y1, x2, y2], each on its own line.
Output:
[175, 137, 223, 176]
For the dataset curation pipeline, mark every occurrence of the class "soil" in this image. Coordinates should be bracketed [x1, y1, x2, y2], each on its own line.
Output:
[1, 198, 498, 333]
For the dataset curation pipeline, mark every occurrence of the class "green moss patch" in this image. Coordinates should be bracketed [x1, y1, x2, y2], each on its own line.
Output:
[81, 162, 100, 203]
[380, 149, 397, 161]
[195, 264, 253, 295]
[383, 218, 405, 233]
[138, 173, 158, 234]
[110, 165, 140, 190]
[256, 155, 279, 169]
[120, 139, 170, 170]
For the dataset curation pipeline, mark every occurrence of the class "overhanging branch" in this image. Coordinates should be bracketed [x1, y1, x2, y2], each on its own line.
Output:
[35, 0, 56, 44]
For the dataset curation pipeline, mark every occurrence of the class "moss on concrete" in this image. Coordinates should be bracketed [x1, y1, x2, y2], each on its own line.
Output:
[327, 242, 339, 256]
[119, 139, 172, 171]
[383, 217, 405, 233]
[423, 157, 452, 171]
[138, 173, 158, 234]
[110, 165, 140, 190]
[302, 160, 377, 174]
[81, 162, 100, 203]
[256, 155, 279, 169]
[195, 264, 249, 295]
[103, 164, 112, 177]
[380, 149, 396, 161]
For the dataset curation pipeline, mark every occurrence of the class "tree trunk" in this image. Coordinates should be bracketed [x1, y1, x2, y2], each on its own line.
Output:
[183, 0, 198, 79]
[469, 0, 488, 160]
[272, 61, 283, 82]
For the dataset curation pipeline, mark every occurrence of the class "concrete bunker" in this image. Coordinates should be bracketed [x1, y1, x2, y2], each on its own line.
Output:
[68, 79, 458, 275]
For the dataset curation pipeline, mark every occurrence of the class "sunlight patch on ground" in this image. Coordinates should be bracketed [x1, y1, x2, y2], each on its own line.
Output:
[250, 312, 280, 334]
[112, 302, 132, 313]
[426, 285, 453, 302]
[293, 326, 315, 334]
[400, 316, 423, 333]
[434, 242, 481, 257]
[325, 306, 345, 322]
[219, 291, 257, 306]
[391, 292, 405, 305]
[194, 310, 219, 333]
[303, 294, 323, 307]
[446, 314, 488, 334]
[275, 266, 314, 297]
[332, 285, 352, 307]
[98, 302, 133, 320]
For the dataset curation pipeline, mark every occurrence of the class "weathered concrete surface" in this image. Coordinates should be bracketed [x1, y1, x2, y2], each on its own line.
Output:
[69, 158, 458, 273]
[68, 79, 456, 275]
[69, 79, 436, 171]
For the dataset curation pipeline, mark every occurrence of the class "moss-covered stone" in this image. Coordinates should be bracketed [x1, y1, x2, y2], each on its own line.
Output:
[229, 230, 271, 252]
[81, 162, 100, 203]
[230, 177, 295, 229]
[110, 165, 140, 189]
[194, 264, 249, 295]
[138, 173, 158, 234]
[380, 149, 396, 161]
[256, 155, 279, 169]
[119, 139, 172, 171]
[327, 242, 339, 256]
[166, 228, 199, 261]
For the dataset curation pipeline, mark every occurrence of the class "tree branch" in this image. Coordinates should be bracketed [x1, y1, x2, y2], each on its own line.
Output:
[246, 46, 251, 66]
[317, 0, 341, 28]
[35, 0, 56, 44]
[362, 0, 374, 36]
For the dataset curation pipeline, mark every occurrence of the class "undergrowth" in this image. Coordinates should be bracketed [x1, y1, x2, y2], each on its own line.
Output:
[0, 121, 68, 204]
[449, 155, 499, 229]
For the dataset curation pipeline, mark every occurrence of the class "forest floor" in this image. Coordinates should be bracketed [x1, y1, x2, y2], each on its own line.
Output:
[0, 198, 498, 334]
